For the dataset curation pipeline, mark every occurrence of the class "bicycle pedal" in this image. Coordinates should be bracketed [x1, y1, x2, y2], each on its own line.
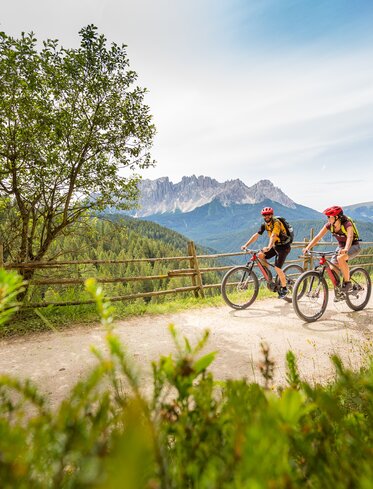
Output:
[334, 291, 345, 301]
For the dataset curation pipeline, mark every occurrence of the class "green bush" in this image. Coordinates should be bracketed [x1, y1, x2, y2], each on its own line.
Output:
[0, 277, 372, 488]
[0, 269, 25, 325]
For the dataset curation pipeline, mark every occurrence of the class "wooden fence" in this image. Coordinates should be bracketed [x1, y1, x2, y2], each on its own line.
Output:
[1, 237, 373, 309]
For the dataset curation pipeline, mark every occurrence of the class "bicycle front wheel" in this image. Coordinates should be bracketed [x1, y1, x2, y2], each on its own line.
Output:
[221, 266, 259, 309]
[292, 271, 329, 322]
[345, 267, 371, 311]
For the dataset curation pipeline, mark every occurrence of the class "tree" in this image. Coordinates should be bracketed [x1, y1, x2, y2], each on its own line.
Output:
[0, 25, 155, 279]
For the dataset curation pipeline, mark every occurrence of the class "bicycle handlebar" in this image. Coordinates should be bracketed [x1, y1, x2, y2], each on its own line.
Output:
[243, 248, 262, 255]
[302, 250, 335, 257]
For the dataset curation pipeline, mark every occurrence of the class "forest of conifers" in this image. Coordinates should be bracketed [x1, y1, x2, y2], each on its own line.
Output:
[21, 215, 224, 306]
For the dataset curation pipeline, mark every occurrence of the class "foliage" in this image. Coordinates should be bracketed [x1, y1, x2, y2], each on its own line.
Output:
[0, 279, 373, 487]
[0, 25, 155, 269]
[0, 269, 24, 326]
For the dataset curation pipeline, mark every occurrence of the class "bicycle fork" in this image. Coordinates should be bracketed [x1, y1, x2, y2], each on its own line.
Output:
[239, 263, 254, 289]
[306, 273, 323, 299]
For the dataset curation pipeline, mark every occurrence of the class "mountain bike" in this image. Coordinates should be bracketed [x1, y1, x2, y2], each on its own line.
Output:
[221, 249, 304, 309]
[292, 250, 372, 322]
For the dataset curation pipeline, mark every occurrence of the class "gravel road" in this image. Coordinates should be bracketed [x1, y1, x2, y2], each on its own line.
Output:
[0, 295, 372, 408]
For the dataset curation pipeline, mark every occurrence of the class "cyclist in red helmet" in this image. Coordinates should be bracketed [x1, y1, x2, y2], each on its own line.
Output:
[241, 206, 292, 298]
[303, 205, 361, 292]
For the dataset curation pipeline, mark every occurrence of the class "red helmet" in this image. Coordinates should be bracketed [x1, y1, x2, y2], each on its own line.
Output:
[261, 206, 274, 216]
[323, 206, 343, 217]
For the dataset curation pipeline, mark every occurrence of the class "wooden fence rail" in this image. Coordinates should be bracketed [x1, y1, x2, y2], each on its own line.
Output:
[0, 236, 372, 309]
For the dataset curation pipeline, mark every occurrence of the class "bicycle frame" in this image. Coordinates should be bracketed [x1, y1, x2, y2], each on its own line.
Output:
[245, 250, 272, 283]
[221, 249, 304, 309]
[317, 254, 340, 287]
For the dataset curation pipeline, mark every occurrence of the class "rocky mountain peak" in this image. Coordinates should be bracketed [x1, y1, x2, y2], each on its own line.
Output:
[247, 179, 295, 209]
[133, 176, 296, 217]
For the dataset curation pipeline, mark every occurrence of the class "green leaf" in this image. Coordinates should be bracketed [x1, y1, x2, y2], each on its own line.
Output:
[161, 355, 175, 379]
[193, 352, 216, 374]
[274, 389, 314, 427]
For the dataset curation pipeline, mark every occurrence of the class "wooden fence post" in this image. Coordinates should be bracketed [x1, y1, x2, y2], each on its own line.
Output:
[302, 227, 314, 270]
[303, 237, 309, 270]
[188, 241, 205, 298]
[309, 228, 314, 270]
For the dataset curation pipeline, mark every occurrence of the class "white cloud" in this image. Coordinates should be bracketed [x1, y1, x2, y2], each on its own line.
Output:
[1, 0, 373, 210]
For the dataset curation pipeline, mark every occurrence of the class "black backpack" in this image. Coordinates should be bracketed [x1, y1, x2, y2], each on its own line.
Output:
[274, 216, 294, 244]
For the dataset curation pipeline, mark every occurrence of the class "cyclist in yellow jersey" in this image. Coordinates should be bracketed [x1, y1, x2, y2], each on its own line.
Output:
[241, 206, 291, 298]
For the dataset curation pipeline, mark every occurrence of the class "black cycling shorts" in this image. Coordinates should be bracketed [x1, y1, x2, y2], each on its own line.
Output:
[264, 245, 291, 269]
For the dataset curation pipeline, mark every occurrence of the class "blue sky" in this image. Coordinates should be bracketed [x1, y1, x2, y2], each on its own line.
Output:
[1, 0, 373, 210]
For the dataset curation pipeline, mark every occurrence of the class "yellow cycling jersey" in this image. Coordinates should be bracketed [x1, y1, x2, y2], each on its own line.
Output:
[258, 219, 287, 245]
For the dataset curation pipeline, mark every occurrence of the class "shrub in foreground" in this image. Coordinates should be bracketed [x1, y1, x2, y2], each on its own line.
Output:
[0, 276, 372, 488]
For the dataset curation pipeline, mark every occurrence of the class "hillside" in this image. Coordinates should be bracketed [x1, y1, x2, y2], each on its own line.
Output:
[344, 201, 373, 222]
[139, 198, 322, 252]
[103, 214, 215, 255]
[137, 200, 373, 253]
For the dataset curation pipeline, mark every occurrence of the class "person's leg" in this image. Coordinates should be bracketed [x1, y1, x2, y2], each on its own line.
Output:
[258, 249, 275, 269]
[274, 267, 286, 287]
[330, 247, 341, 276]
[274, 246, 291, 289]
[337, 244, 361, 287]
[337, 254, 350, 282]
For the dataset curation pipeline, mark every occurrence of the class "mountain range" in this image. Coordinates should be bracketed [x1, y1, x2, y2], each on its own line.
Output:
[131, 176, 296, 216]
[116, 176, 373, 253]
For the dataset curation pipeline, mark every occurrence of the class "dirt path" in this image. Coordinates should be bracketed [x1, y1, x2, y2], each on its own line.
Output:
[1, 296, 372, 408]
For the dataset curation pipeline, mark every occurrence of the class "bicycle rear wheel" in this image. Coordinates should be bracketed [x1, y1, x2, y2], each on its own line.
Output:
[292, 271, 329, 322]
[221, 266, 259, 309]
[277, 264, 304, 303]
[345, 267, 371, 311]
